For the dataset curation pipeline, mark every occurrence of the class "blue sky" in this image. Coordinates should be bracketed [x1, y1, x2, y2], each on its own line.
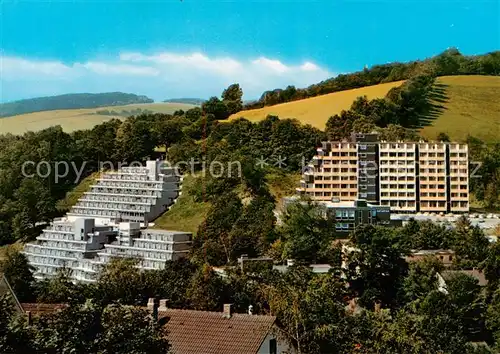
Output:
[0, 0, 499, 102]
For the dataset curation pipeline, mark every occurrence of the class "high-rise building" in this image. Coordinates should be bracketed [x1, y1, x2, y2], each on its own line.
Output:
[300, 141, 358, 201]
[354, 132, 380, 204]
[298, 133, 469, 213]
[379, 142, 418, 212]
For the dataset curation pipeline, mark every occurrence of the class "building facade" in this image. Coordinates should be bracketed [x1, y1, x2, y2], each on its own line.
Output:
[23, 160, 191, 282]
[321, 199, 401, 235]
[67, 160, 181, 226]
[23, 218, 192, 282]
[298, 133, 469, 213]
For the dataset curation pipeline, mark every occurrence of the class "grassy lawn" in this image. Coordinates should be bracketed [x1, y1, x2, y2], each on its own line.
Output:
[152, 174, 211, 234]
[266, 170, 301, 203]
[0, 243, 23, 262]
[56, 172, 101, 212]
[419, 75, 500, 142]
[0, 102, 195, 135]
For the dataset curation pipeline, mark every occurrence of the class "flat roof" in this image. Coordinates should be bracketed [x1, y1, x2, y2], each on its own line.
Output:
[320, 201, 387, 209]
[142, 228, 192, 235]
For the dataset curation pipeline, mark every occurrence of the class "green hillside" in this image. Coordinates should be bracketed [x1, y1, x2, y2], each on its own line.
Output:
[0, 92, 154, 117]
[0, 102, 195, 135]
[56, 172, 102, 212]
[232, 75, 500, 142]
[420, 75, 500, 141]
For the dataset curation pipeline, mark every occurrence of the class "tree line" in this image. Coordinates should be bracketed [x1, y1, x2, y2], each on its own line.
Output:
[1, 80, 499, 246]
[2, 211, 500, 353]
[244, 48, 500, 109]
[0, 92, 154, 118]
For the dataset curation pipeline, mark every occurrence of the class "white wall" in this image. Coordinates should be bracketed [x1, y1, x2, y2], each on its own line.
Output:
[258, 333, 295, 354]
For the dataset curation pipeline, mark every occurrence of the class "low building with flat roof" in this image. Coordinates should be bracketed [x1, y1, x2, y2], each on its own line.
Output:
[405, 249, 455, 267]
[283, 197, 401, 236]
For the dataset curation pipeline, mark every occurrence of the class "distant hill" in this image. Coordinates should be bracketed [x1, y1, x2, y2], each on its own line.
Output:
[0, 103, 196, 135]
[230, 75, 500, 142]
[0, 92, 154, 118]
[163, 98, 205, 105]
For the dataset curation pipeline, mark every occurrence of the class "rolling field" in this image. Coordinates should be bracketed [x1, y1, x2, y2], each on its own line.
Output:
[229, 81, 405, 128]
[0, 102, 195, 135]
[420, 75, 500, 142]
[230, 75, 500, 142]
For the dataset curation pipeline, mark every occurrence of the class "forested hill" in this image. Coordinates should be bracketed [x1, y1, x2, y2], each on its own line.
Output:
[245, 48, 500, 109]
[0, 92, 154, 117]
[163, 98, 205, 105]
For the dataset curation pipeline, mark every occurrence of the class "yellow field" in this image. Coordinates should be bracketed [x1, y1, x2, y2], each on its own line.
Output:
[230, 75, 500, 142]
[0, 102, 195, 135]
[229, 81, 405, 129]
[420, 76, 500, 142]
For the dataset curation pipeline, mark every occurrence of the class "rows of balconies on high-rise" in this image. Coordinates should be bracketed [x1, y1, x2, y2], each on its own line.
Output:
[298, 135, 469, 213]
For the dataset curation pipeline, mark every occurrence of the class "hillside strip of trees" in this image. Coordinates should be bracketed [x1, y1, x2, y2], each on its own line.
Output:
[244, 48, 500, 109]
[0, 92, 154, 117]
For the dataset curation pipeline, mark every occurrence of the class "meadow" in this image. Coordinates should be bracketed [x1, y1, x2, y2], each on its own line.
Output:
[230, 75, 500, 142]
[229, 81, 405, 129]
[0, 102, 195, 135]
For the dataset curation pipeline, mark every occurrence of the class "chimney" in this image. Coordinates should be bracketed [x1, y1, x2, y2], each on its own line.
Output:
[223, 304, 233, 319]
[159, 299, 169, 310]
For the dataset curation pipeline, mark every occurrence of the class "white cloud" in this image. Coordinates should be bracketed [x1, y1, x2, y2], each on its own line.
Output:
[251, 57, 289, 74]
[0, 51, 334, 102]
[81, 62, 160, 76]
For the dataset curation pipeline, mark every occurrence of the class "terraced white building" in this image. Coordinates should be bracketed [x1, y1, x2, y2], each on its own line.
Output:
[23, 160, 192, 282]
[67, 160, 181, 226]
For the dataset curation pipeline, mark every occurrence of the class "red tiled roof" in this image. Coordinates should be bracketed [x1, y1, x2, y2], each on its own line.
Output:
[156, 308, 276, 354]
[21, 303, 68, 315]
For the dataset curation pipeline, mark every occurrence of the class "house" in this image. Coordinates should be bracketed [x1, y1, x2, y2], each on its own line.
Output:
[1, 273, 66, 322]
[405, 249, 455, 267]
[437, 269, 488, 294]
[148, 299, 294, 354]
[0, 273, 23, 314]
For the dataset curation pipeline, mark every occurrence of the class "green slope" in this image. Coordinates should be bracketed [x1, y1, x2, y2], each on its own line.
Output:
[231, 75, 500, 142]
[420, 75, 500, 142]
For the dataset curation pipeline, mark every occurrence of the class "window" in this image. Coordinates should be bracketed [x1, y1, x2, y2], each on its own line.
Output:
[270, 339, 277, 354]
